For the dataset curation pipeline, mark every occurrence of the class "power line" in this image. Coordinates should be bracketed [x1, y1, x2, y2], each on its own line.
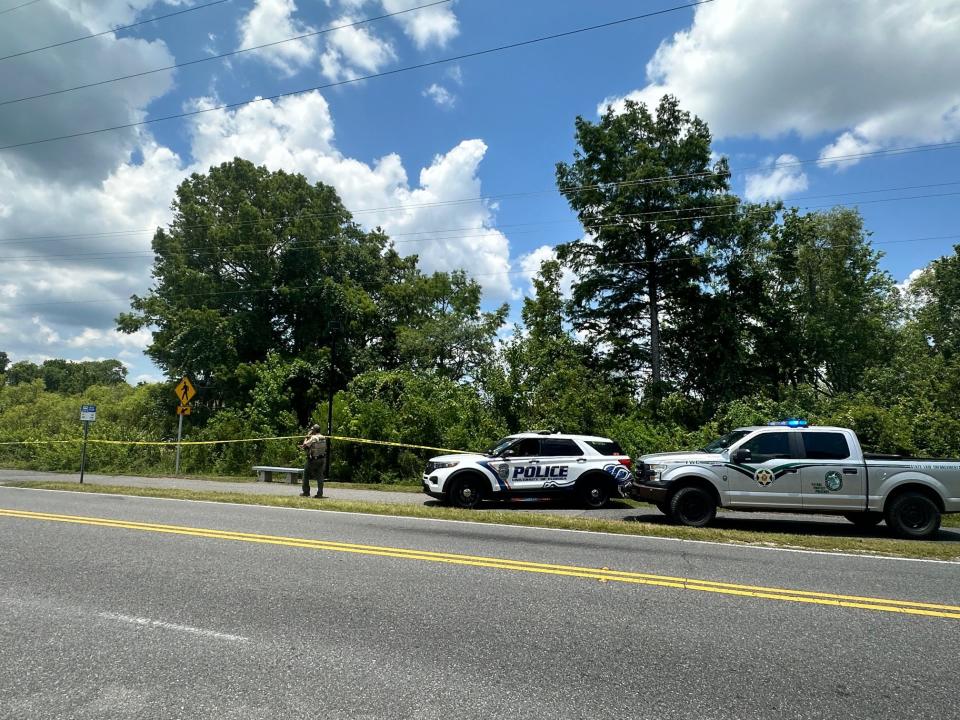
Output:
[0, 0, 231, 62]
[0, 1, 715, 151]
[0, 0, 41, 16]
[0, 0, 454, 107]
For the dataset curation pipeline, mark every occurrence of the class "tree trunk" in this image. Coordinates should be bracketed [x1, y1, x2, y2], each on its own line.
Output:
[647, 241, 662, 398]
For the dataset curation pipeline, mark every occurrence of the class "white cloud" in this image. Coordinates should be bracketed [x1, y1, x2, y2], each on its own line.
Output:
[238, 0, 317, 75]
[319, 14, 396, 82]
[602, 0, 960, 167]
[744, 154, 809, 202]
[517, 245, 575, 299]
[423, 83, 455, 108]
[381, 0, 459, 49]
[66, 327, 153, 350]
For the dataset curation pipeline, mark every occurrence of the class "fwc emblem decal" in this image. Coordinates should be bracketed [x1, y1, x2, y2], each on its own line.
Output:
[755, 468, 775, 487]
[824, 470, 843, 492]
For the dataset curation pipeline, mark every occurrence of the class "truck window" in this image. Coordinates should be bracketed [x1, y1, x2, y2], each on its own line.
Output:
[740, 432, 791, 462]
[802, 432, 850, 460]
[541, 439, 584, 456]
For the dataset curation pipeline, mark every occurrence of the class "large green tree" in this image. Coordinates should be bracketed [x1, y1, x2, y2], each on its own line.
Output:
[556, 95, 735, 400]
[910, 244, 960, 359]
[117, 158, 417, 413]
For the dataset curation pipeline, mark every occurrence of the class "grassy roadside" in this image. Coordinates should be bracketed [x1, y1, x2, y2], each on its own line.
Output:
[6, 481, 959, 561]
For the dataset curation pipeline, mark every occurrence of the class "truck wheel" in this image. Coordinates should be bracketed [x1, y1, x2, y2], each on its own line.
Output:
[449, 476, 485, 509]
[885, 492, 940, 539]
[843, 512, 883, 529]
[579, 478, 610, 509]
[669, 486, 716, 527]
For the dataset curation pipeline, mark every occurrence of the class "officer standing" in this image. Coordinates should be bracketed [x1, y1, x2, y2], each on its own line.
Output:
[300, 424, 328, 498]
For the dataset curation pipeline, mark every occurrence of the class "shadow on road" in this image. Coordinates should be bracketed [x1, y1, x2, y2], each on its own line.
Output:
[622, 510, 960, 542]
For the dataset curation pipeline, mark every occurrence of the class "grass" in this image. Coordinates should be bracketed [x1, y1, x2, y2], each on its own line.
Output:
[6, 480, 959, 562]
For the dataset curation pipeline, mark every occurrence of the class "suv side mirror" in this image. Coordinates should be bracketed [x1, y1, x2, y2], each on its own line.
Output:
[732, 448, 752, 464]
[500, 448, 516, 458]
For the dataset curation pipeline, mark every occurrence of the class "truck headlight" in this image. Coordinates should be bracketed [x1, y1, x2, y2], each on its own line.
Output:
[647, 464, 668, 482]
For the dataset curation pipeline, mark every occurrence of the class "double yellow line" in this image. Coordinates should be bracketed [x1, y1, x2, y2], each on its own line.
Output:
[2, 507, 958, 620]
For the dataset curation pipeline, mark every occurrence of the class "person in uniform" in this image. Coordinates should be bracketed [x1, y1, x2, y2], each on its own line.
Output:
[300, 424, 328, 498]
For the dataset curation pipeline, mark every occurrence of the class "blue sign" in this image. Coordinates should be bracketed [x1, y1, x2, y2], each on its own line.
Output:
[80, 405, 96, 422]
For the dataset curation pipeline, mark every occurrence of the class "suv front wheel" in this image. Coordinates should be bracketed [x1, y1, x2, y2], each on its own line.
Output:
[579, 477, 611, 509]
[449, 475, 485, 509]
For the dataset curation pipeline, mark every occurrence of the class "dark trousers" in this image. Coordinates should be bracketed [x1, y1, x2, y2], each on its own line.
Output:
[303, 457, 325, 496]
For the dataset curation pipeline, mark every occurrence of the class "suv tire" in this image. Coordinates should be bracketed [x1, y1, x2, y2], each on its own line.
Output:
[449, 475, 485, 509]
[579, 477, 611, 509]
[669, 486, 716, 527]
[885, 491, 940, 539]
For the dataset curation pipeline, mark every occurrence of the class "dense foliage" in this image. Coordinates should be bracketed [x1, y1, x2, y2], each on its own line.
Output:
[3, 97, 959, 483]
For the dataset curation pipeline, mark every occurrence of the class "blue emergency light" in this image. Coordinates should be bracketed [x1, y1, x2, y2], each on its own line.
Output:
[767, 419, 808, 428]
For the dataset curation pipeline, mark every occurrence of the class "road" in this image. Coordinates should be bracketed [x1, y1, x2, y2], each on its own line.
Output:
[5, 469, 960, 540]
[0, 486, 957, 719]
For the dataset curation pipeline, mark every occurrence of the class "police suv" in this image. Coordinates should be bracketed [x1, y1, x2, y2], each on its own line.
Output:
[631, 420, 960, 539]
[422, 432, 634, 509]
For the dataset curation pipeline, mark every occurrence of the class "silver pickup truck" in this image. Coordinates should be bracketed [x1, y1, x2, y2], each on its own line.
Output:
[630, 421, 960, 539]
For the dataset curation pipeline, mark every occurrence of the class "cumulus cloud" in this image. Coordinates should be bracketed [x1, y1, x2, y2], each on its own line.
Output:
[744, 154, 809, 202]
[238, 0, 318, 75]
[182, 92, 512, 298]
[381, 0, 459, 49]
[319, 14, 396, 82]
[517, 245, 575, 299]
[602, 0, 960, 167]
[423, 83, 455, 108]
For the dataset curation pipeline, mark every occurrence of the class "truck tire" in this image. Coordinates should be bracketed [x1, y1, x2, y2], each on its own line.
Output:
[669, 486, 716, 527]
[843, 512, 883, 529]
[579, 477, 611, 509]
[449, 475, 485, 509]
[884, 491, 941, 540]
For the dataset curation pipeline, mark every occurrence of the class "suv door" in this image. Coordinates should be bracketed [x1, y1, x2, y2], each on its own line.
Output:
[502, 437, 543, 491]
[726, 431, 803, 508]
[798, 431, 865, 510]
[536, 438, 584, 491]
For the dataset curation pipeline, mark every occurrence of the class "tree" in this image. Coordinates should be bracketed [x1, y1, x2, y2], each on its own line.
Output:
[392, 270, 508, 382]
[0, 351, 8, 374]
[556, 95, 734, 401]
[117, 158, 421, 412]
[5, 361, 41, 386]
[910, 244, 960, 359]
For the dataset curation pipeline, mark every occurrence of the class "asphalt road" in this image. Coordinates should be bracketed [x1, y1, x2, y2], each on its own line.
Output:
[0, 486, 957, 720]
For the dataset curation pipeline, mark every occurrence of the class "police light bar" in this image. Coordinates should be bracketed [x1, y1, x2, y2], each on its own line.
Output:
[767, 419, 808, 428]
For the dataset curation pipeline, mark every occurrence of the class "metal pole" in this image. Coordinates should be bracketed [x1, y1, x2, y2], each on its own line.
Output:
[175, 411, 184, 475]
[79, 421, 89, 484]
[325, 336, 336, 480]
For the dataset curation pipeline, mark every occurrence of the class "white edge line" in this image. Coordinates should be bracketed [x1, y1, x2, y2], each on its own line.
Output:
[2, 484, 958, 566]
[98, 611, 248, 642]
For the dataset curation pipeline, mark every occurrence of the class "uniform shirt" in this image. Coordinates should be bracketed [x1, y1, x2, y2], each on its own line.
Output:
[303, 433, 328, 460]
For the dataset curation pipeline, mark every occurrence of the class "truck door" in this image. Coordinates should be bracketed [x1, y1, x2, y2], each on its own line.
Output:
[798, 431, 865, 510]
[726, 431, 803, 508]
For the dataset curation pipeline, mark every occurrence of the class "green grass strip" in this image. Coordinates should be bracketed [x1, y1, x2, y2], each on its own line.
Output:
[6, 481, 959, 562]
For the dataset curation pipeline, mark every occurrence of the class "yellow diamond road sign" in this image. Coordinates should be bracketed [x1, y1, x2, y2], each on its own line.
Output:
[175, 377, 196, 406]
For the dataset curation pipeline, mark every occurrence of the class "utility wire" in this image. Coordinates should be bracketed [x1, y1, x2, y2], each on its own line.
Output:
[0, 0, 454, 107]
[0, 0, 41, 16]
[0, 0, 231, 62]
[0, 1, 714, 151]
[1, 170, 958, 247]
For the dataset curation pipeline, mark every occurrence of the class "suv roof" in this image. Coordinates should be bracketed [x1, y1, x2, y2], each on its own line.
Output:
[508, 431, 615, 443]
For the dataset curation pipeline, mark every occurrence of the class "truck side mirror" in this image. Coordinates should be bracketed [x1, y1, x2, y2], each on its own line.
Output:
[732, 448, 752, 464]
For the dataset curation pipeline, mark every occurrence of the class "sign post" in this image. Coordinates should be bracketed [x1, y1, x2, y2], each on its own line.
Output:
[79, 404, 96, 484]
[173, 377, 196, 475]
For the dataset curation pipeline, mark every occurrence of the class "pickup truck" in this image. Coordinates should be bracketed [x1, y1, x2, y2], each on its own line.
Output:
[630, 422, 960, 539]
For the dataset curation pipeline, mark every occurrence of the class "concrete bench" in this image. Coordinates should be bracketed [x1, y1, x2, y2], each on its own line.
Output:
[252, 465, 303, 484]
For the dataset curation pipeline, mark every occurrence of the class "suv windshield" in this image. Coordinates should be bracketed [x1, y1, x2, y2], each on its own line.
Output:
[702, 430, 752, 453]
[486, 437, 518, 456]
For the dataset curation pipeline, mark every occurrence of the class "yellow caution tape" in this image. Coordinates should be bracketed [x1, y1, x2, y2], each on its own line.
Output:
[0, 434, 469, 455]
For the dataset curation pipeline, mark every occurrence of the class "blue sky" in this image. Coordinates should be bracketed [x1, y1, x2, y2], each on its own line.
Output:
[0, 0, 958, 382]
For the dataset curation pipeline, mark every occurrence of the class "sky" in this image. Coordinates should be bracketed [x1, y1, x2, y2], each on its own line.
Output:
[0, 0, 958, 383]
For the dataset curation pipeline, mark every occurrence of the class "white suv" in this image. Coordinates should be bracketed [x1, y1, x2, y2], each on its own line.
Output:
[422, 432, 634, 509]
